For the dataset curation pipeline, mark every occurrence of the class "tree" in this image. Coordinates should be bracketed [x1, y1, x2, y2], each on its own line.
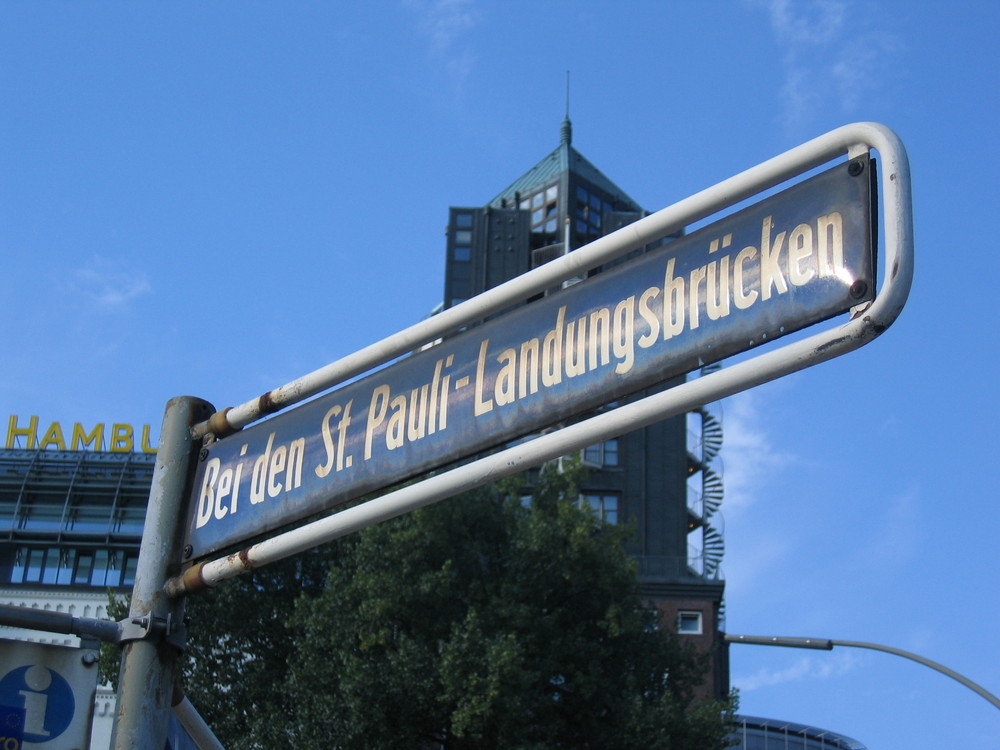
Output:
[181, 548, 329, 747]
[183, 464, 735, 749]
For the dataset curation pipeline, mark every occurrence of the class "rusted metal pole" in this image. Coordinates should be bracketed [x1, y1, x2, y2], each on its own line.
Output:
[112, 396, 214, 750]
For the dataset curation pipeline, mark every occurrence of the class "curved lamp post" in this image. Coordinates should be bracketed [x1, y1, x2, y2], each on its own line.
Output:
[725, 634, 1000, 711]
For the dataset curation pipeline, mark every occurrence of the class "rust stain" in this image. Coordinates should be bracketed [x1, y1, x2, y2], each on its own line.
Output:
[238, 547, 255, 571]
[257, 391, 279, 416]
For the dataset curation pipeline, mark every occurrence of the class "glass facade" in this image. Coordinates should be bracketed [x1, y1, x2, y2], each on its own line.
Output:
[730, 716, 867, 750]
[0, 449, 155, 590]
[7, 544, 140, 589]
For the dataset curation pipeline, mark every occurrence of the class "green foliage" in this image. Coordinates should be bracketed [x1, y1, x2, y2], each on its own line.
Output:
[183, 464, 734, 749]
[182, 550, 330, 746]
[99, 590, 129, 689]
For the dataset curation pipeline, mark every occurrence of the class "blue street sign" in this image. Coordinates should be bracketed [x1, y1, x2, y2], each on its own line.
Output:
[185, 158, 874, 559]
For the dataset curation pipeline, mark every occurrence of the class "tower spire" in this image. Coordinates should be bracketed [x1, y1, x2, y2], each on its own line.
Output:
[560, 70, 572, 146]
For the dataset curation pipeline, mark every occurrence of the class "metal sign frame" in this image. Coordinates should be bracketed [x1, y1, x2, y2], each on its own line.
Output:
[115, 121, 911, 750]
[166, 121, 912, 596]
[184, 157, 876, 560]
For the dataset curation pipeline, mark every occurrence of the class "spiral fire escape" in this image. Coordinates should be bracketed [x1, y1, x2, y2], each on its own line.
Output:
[687, 366, 725, 579]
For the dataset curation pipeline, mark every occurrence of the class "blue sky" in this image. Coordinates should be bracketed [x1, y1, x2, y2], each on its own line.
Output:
[1, 2, 998, 748]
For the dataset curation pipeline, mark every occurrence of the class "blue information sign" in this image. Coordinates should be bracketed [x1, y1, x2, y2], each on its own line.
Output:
[0, 640, 98, 750]
[186, 159, 874, 559]
[0, 667, 72, 746]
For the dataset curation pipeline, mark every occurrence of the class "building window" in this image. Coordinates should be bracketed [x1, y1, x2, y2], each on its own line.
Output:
[574, 185, 612, 242]
[56, 550, 75, 585]
[6, 545, 137, 589]
[24, 548, 45, 583]
[69, 505, 110, 534]
[90, 550, 110, 586]
[580, 493, 619, 524]
[18, 503, 62, 533]
[581, 439, 620, 467]
[74, 552, 94, 585]
[677, 611, 703, 635]
[455, 213, 473, 228]
[112, 506, 145, 536]
[522, 183, 560, 247]
[123, 555, 139, 587]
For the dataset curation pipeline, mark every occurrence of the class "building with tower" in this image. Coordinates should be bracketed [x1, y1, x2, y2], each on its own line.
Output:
[0, 121, 875, 749]
[0, 430, 158, 749]
[442, 116, 730, 699]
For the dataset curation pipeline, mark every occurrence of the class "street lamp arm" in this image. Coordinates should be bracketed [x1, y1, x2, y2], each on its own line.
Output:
[725, 634, 1000, 712]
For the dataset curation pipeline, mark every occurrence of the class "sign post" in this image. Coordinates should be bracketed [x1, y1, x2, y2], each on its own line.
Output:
[111, 396, 214, 750]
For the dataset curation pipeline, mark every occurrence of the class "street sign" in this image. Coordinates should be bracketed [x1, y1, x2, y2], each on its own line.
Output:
[184, 158, 874, 560]
[0, 639, 99, 750]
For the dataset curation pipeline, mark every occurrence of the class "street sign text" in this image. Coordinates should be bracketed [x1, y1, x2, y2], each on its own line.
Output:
[185, 159, 873, 559]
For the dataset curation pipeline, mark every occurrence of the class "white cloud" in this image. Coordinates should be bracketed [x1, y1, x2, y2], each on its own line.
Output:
[831, 34, 899, 111]
[723, 532, 793, 594]
[849, 483, 922, 576]
[733, 649, 860, 691]
[405, 0, 481, 53]
[718, 389, 794, 514]
[403, 0, 483, 93]
[762, 0, 846, 46]
[748, 0, 900, 133]
[70, 256, 152, 311]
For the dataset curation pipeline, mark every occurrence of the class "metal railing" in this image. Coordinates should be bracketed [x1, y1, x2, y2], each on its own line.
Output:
[634, 553, 724, 582]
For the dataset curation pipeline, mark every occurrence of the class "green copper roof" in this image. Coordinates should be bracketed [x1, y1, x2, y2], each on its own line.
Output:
[488, 120, 644, 212]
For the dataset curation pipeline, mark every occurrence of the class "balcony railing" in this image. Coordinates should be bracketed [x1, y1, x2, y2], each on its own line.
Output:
[634, 554, 724, 582]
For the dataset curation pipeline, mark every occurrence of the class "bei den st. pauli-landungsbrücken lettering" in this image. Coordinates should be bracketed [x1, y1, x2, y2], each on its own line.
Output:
[185, 158, 874, 559]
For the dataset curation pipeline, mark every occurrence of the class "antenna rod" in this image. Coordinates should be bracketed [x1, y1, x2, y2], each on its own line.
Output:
[565, 70, 571, 118]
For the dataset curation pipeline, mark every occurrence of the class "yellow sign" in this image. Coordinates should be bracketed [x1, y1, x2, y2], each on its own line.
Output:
[4, 415, 158, 453]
